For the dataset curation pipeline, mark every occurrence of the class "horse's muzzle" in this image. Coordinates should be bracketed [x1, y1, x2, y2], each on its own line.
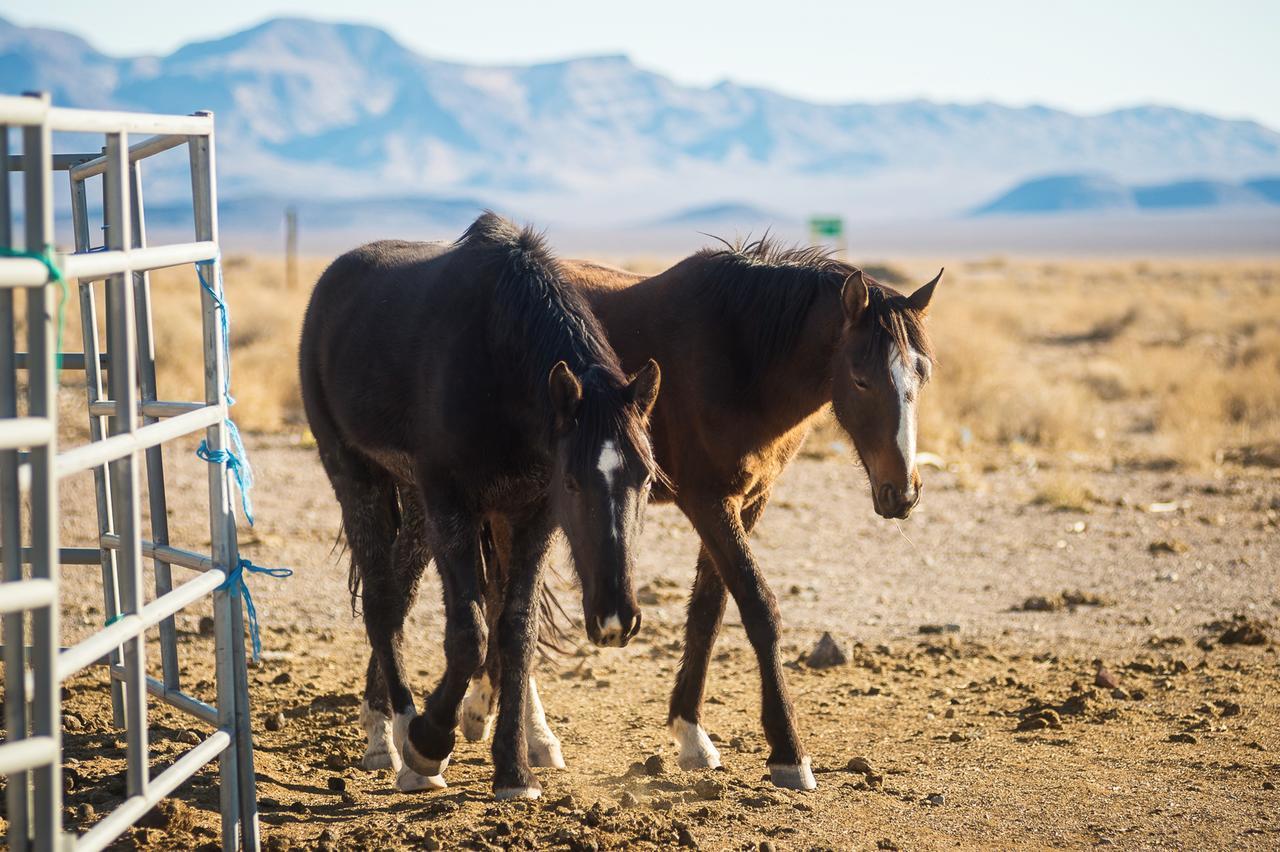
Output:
[875, 481, 921, 520]
[587, 609, 642, 648]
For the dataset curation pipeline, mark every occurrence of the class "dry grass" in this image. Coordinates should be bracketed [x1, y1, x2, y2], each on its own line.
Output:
[1031, 472, 1099, 512]
[18, 254, 1280, 473]
[903, 258, 1280, 470]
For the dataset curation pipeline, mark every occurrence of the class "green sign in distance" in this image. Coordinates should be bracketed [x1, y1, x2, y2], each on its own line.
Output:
[809, 216, 844, 238]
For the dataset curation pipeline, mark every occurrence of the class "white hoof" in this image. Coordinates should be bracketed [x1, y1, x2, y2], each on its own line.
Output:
[361, 747, 397, 771]
[494, 785, 541, 801]
[769, 757, 817, 790]
[392, 705, 451, 777]
[396, 765, 446, 792]
[461, 674, 495, 742]
[360, 700, 400, 772]
[404, 742, 450, 778]
[528, 737, 566, 769]
[670, 718, 721, 770]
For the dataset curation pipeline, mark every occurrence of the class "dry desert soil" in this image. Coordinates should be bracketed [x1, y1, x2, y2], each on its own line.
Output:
[4, 432, 1280, 851]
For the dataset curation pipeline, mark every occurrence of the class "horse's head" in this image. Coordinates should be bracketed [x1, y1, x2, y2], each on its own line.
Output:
[548, 359, 661, 647]
[830, 268, 940, 520]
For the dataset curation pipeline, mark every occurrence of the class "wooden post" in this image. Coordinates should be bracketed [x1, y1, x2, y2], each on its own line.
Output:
[284, 205, 298, 290]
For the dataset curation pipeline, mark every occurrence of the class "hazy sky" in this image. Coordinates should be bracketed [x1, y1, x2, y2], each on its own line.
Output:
[5, 0, 1279, 128]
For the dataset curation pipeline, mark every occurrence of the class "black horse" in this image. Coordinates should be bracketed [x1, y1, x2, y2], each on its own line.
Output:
[299, 213, 661, 799]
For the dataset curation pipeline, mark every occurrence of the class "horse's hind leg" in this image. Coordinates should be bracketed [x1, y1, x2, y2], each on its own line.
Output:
[312, 438, 412, 781]
[360, 653, 396, 771]
[524, 675, 564, 769]
[360, 489, 434, 781]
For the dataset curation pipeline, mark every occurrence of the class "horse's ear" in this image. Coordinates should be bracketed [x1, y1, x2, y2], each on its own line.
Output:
[548, 361, 582, 434]
[628, 358, 661, 418]
[842, 270, 869, 320]
[908, 268, 943, 314]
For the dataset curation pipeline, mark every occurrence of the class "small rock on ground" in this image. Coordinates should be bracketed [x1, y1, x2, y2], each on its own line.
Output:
[806, 632, 848, 668]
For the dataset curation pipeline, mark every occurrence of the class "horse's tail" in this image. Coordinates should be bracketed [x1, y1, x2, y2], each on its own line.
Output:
[477, 519, 572, 661]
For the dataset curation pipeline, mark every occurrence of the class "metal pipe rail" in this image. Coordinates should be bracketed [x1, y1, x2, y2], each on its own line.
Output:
[110, 666, 221, 726]
[0, 737, 60, 775]
[55, 404, 224, 479]
[57, 568, 227, 681]
[13, 353, 110, 370]
[1, 91, 260, 852]
[0, 417, 53, 450]
[0, 579, 57, 614]
[0, 94, 214, 136]
[78, 731, 231, 852]
[87, 399, 204, 419]
[70, 133, 189, 181]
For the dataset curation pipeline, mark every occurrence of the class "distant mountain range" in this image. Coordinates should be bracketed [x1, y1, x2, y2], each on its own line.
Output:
[5, 15, 1280, 230]
[975, 175, 1280, 215]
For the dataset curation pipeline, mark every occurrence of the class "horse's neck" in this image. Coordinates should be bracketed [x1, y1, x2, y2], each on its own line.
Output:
[762, 285, 844, 433]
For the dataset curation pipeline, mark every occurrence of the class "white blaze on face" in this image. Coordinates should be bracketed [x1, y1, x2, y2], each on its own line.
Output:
[888, 342, 922, 478]
[597, 439, 625, 539]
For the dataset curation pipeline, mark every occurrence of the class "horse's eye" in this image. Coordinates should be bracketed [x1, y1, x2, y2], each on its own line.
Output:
[565, 475, 581, 494]
[852, 377, 869, 392]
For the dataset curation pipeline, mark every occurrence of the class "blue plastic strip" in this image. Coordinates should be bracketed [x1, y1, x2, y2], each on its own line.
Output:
[194, 258, 255, 525]
[218, 558, 294, 661]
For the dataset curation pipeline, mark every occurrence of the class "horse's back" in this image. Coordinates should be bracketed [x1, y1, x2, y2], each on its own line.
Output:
[300, 237, 482, 459]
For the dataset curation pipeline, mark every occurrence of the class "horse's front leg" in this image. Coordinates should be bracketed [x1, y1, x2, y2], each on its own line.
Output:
[490, 508, 556, 799]
[395, 503, 486, 783]
[682, 493, 815, 790]
[668, 495, 768, 770]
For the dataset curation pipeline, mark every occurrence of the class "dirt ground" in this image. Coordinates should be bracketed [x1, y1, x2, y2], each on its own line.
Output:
[4, 428, 1278, 851]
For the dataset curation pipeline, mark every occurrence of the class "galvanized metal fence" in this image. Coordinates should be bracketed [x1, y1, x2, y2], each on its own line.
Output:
[1, 92, 260, 851]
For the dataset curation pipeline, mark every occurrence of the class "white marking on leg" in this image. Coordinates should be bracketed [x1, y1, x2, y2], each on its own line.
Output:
[888, 342, 922, 493]
[768, 755, 817, 791]
[669, 717, 721, 770]
[525, 676, 566, 769]
[461, 673, 495, 742]
[359, 699, 399, 771]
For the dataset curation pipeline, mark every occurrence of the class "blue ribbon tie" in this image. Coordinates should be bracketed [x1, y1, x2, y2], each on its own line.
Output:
[219, 558, 293, 661]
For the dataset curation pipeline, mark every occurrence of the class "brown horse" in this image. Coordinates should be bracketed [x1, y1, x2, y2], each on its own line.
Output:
[458, 241, 939, 790]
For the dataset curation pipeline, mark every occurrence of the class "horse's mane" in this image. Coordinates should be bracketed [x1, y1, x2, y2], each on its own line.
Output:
[456, 212, 658, 478]
[689, 235, 934, 376]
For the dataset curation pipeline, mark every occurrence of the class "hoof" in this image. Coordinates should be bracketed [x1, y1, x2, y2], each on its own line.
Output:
[396, 766, 446, 792]
[360, 748, 397, 772]
[527, 738, 565, 769]
[461, 675, 495, 742]
[670, 718, 721, 770]
[403, 739, 451, 778]
[461, 709, 494, 743]
[493, 785, 542, 801]
[360, 700, 398, 772]
[395, 711, 454, 777]
[769, 757, 817, 791]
